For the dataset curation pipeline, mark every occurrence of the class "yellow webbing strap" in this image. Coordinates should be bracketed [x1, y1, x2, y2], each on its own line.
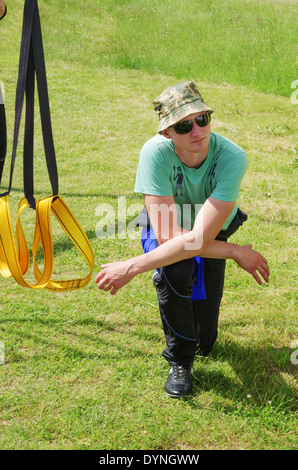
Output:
[0, 193, 52, 288]
[0, 1, 95, 291]
[33, 196, 94, 291]
[0, 193, 94, 290]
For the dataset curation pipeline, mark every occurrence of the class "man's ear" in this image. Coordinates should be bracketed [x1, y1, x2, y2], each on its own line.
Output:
[161, 129, 172, 139]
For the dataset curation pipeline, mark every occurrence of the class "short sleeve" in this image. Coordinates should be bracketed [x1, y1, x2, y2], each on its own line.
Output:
[211, 151, 248, 202]
[134, 137, 173, 196]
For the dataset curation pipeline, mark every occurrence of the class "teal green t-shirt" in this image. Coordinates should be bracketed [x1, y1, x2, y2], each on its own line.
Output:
[134, 132, 248, 230]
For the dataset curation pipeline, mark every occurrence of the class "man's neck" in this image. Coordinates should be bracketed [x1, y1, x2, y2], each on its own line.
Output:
[175, 147, 209, 169]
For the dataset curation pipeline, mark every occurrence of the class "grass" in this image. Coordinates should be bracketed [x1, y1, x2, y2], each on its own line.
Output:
[41, 0, 297, 98]
[0, 0, 297, 450]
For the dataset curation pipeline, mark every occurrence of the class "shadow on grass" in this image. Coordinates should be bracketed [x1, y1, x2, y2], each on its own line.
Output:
[190, 339, 297, 415]
[2, 307, 296, 420]
[0, 311, 162, 364]
[31, 230, 97, 264]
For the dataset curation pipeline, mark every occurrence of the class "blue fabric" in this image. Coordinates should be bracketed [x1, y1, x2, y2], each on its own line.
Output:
[141, 227, 206, 300]
[191, 255, 206, 300]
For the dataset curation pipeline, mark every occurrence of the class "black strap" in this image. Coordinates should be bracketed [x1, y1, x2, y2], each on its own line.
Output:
[23, 44, 35, 202]
[0, 2, 8, 186]
[31, 2, 58, 196]
[0, 86, 6, 184]
[1, 0, 58, 203]
[6, 0, 35, 198]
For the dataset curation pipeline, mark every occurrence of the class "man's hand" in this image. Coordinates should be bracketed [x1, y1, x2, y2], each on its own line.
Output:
[0, 1, 6, 19]
[234, 244, 270, 285]
[95, 260, 136, 295]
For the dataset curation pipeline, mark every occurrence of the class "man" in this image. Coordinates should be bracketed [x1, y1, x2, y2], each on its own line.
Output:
[96, 81, 269, 398]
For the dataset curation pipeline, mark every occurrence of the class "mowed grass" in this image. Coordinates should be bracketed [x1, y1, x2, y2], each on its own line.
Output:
[0, 0, 297, 450]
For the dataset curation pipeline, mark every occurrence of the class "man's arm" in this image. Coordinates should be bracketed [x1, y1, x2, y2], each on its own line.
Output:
[144, 194, 188, 244]
[96, 195, 269, 294]
[95, 238, 269, 295]
[145, 193, 235, 252]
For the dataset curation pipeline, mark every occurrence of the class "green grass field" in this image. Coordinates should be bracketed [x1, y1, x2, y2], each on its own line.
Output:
[0, 0, 297, 450]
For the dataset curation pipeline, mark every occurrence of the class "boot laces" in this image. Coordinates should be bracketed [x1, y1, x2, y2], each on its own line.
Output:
[173, 365, 190, 380]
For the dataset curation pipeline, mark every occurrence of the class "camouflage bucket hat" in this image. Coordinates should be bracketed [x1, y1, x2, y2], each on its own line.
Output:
[153, 81, 213, 133]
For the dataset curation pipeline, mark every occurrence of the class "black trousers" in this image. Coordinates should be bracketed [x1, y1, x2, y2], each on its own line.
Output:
[153, 254, 226, 366]
[151, 209, 248, 367]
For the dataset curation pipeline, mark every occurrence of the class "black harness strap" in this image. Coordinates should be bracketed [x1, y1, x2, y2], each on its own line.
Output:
[0, 0, 94, 292]
[31, 1, 58, 197]
[0, 86, 6, 184]
[2, 0, 59, 205]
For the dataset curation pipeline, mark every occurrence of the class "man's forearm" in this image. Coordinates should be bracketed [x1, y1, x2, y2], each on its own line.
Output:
[198, 239, 238, 260]
[96, 225, 269, 294]
[127, 235, 238, 278]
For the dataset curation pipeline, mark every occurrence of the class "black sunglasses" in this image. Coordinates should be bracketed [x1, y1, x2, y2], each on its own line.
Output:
[170, 112, 212, 134]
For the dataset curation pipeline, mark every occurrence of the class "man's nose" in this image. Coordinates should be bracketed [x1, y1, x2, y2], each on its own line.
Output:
[190, 121, 202, 135]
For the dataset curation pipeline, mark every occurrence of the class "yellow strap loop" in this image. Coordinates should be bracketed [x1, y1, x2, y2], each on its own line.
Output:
[0, 193, 94, 290]
[33, 196, 94, 291]
[0, 194, 53, 288]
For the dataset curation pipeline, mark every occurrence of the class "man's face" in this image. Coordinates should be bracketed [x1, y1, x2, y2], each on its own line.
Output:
[163, 112, 211, 157]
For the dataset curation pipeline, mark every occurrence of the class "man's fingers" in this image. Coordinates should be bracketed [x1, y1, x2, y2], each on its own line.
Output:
[243, 246, 270, 284]
[252, 271, 263, 285]
[110, 286, 119, 295]
[95, 268, 119, 294]
[100, 278, 119, 295]
[261, 265, 270, 283]
[95, 272, 103, 284]
[95, 265, 109, 282]
[251, 263, 270, 285]
[259, 259, 270, 282]
[103, 281, 114, 291]
[96, 274, 109, 290]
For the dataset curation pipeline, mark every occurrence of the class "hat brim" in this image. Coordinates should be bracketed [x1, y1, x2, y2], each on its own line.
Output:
[158, 102, 213, 133]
